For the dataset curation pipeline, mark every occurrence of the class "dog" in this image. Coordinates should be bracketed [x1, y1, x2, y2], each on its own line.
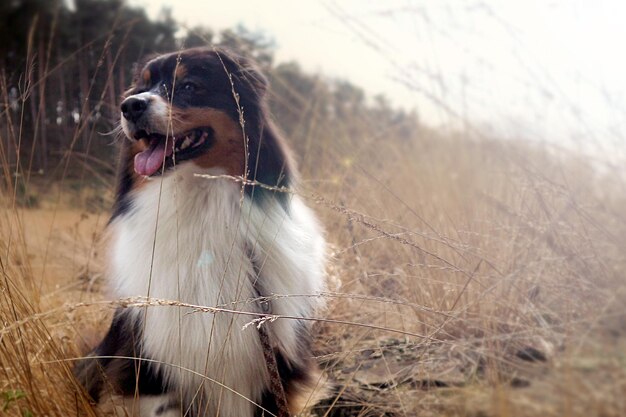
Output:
[75, 47, 327, 417]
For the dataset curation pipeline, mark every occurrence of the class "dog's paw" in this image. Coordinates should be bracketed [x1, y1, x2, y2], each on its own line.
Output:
[140, 395, 180, 417]
[97, 394, 180, 417]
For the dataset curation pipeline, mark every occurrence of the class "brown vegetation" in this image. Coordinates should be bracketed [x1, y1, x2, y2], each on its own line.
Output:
[1, 2, 625, 417]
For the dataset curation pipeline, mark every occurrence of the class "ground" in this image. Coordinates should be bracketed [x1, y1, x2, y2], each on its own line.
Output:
[2, 179, 625, 417]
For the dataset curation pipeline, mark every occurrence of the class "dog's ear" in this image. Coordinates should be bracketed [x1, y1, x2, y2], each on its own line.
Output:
[214, 49, 268, 100]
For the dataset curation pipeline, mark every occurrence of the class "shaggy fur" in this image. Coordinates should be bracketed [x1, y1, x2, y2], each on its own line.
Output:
[75, 47, 327, 417]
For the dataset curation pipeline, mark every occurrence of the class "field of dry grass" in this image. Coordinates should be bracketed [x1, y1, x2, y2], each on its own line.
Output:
[2, 107, 625, 417]
[1, 5, 625, 413]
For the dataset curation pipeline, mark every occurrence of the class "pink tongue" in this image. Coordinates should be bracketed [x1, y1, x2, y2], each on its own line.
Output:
[134, 138, 173, 176]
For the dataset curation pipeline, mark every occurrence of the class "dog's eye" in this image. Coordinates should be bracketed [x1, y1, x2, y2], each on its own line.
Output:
[181, 82, 197, 92]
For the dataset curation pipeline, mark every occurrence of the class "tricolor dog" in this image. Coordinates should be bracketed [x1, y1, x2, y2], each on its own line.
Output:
[75, 47, 326, 417]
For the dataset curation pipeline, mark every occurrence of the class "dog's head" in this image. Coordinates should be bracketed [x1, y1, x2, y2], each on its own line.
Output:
[120, 47, 268, 177]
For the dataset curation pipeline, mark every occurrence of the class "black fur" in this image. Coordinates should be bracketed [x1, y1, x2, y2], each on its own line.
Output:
[113, 47, 293, 215]
[110, 144, 136, 221]
[75, 309, 169, 402]
[256, 340, 316, 417]
[79, 48, 313, 415]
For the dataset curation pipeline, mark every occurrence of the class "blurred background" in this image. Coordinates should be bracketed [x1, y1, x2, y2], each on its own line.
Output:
[1, 1, 625, 416]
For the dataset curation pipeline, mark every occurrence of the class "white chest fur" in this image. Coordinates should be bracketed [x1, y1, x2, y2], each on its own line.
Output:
[108, 165, 326, 417]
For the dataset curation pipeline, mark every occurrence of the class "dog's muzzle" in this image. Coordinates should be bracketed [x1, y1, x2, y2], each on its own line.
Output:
[121, 96, 148, 124]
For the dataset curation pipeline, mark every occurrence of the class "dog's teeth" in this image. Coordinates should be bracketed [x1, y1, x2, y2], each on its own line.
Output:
[181, 137, 192, 150]
[192, 137, 205, 148]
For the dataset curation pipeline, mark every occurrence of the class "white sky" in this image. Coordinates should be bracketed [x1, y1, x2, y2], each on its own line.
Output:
[131, 0, 626, 164]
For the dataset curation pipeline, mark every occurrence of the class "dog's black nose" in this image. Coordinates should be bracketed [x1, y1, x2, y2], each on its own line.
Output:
[120, 97, 148, 123]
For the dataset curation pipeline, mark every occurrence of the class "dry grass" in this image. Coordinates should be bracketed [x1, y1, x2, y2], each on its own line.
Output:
[1, 18, 625, 416]
[2, 122, 625, 417]
[303, 130, 626, 417]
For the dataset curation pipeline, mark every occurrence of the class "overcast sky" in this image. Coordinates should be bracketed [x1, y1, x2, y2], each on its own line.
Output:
[130, 0, 626, 164]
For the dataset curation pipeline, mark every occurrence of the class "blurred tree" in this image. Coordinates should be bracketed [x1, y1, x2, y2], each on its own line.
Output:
[0, 0, 178, 173]
[182, 26, 214, 48]
[269, 62, 320, 134]
[217, 25, 275, 68]
[0, 0, 418, 180]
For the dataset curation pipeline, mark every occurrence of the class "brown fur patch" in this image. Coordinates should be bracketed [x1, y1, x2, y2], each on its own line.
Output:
[169, 107, 245, 175]
[286, 367, 329, 415]
[175, 63, 187, 79]
[142, 69, 151, 84]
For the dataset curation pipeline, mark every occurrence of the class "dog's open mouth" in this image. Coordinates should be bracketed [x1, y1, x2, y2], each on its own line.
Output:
[133, 127, 214, 176]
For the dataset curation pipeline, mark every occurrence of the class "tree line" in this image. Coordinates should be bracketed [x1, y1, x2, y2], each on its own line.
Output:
[0, 0, 419, 181]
